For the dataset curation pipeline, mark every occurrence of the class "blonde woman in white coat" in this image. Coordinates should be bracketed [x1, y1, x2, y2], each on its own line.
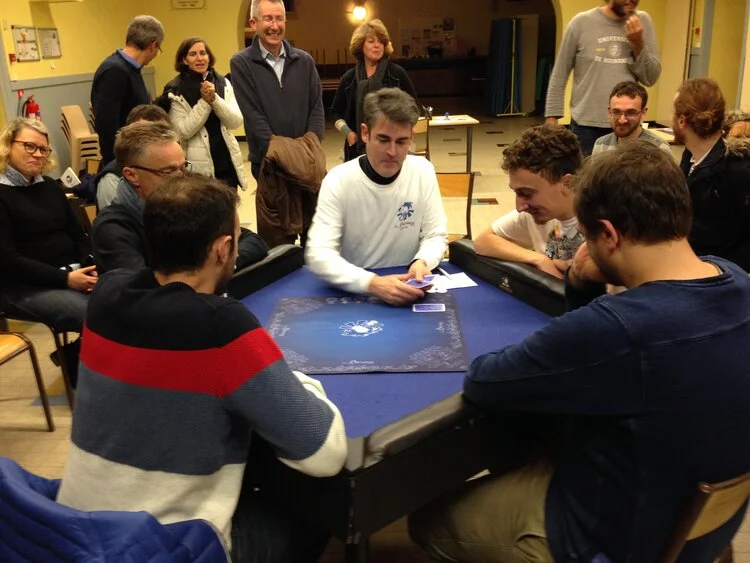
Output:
[160, 37, 248, 190]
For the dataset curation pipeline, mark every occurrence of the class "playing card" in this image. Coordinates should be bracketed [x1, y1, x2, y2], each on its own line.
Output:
[412, 303, 446, 312]
[405, 275, 437, 289]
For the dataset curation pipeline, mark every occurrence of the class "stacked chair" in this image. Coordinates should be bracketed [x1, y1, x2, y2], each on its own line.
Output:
[61, 105, 100, 174]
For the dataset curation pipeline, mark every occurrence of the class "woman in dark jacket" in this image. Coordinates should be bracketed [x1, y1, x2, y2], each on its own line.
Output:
[0, 118, 95, 332]
[331, 19, 418, 161]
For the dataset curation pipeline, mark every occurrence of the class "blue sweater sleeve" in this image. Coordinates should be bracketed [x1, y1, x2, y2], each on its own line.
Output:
[464, 300, 646, 416]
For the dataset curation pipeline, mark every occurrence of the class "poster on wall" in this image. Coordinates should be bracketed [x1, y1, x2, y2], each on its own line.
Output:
[39, 28, 62, 59]
[11, 25, 40, 62]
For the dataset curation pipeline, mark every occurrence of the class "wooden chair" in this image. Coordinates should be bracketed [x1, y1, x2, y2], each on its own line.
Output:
[0, 331, 54, 431]
[412, 117, 430, 160]
[661, 471, 750, 563]
[436, 172, 475, 243]
[0, 313, 75, 410]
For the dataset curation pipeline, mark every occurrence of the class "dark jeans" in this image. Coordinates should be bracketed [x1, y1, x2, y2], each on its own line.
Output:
[1, 285, 89, 333]
[570, 121, 611, 157]
[231, 486, 329, 563]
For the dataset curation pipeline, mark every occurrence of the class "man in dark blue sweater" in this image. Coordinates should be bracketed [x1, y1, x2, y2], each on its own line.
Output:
[91, 15, 164, 168]
[410, 141, 750, 562]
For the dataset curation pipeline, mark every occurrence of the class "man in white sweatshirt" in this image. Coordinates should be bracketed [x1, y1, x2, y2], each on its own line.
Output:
[306, 88, 448, 306]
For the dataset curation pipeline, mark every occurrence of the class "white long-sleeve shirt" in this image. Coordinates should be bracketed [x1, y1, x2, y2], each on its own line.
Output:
[305, 155, 448, 293]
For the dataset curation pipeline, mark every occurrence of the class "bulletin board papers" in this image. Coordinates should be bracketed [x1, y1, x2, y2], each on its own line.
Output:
[39, 28, 62, 59]
[11, 26, 40, 62]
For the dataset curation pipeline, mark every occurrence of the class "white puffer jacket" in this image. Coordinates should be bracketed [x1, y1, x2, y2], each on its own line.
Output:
[167, 79, 248, 190]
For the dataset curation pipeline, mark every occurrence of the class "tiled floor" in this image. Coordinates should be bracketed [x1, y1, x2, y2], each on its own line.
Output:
[1, 99, 748, 561]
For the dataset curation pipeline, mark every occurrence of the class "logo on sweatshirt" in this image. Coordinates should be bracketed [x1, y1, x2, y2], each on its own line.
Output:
[397, 201, 414, 222]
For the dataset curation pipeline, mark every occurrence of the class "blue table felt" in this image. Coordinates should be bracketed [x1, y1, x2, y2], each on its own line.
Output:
[241, 263, 550, 438]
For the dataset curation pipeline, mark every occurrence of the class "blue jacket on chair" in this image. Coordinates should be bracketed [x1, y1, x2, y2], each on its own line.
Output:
[0, 457, 228, 562]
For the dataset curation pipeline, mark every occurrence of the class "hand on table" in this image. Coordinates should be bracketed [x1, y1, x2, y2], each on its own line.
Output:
[201, 81, 216, 104]
[368, 274, 425, 306]
[568, 243, 608, 288]
[532, 255, 565, 280]
[407, 259, 432, 282]
[68, 265, 98, 293]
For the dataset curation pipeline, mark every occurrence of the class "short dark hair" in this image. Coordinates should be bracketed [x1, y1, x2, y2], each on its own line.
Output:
[174, 37, 216, 73]
[501, 124, 583, 183]
[674, 78, 725, 138]
[126, 104, 170, 125]
[143, 174, 239, 275]
[575, 141, 692, 243]
[363, 88, 420, 130]
[609, 81, 648, 108]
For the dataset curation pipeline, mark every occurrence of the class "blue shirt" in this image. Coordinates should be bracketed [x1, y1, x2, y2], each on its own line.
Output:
[465, 257, 750, 562]
[117, 48, 142, 70]
[0, 165, 43, 186]
[258, 41, 286, 84]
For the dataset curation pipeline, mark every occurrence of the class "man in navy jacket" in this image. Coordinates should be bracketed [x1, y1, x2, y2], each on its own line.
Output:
[410, 141, 750, 563]
[91, 15, 164, 168]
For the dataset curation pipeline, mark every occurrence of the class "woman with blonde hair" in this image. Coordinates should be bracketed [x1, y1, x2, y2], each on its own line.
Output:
[331, 19, 418, 161]
[158, 36, 247, 189]
[0, 118, 95, 380]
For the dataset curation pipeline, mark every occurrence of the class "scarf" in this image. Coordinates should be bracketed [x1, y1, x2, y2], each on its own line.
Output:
[354, 58, 389, 154]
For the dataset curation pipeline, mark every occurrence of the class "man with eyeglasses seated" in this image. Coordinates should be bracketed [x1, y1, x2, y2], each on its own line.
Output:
[592, 81, 672, 156]
[92, 121, 268, 274]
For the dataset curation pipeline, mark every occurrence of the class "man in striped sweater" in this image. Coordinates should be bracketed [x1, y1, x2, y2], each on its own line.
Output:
[58, 174, 347, 561]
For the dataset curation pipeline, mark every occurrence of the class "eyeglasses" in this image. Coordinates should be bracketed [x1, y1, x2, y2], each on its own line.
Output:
[129, 161, 192, 177]
[260, 15, 286, 24]
[13, 141, 52, 158]
[610, 109, 643, 119]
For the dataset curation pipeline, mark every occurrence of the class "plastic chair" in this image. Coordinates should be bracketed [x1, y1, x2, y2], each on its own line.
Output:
[0, 331, 54, 431]
[61, 105, 101, 173]
[661, 471, 750, 563]
[436, 172, 475, 242]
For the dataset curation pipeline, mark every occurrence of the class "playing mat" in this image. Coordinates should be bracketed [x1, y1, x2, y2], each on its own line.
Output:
[266, 294, 468, 374]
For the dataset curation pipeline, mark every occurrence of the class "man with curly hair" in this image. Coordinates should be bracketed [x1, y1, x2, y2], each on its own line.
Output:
[474, 124, 584, 279]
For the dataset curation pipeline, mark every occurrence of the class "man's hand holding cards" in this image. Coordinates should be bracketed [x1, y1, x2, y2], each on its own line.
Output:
[404, 274, 437, 289]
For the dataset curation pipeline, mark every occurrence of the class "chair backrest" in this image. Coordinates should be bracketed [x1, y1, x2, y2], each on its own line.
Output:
[413, 117, 430, 158]
[436, 172, 475, 240]
[661, 471, 750, 563]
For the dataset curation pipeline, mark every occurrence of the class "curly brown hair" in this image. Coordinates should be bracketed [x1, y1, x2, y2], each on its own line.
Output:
[674, 78, 725, 139]
[501, 124, 583, 183]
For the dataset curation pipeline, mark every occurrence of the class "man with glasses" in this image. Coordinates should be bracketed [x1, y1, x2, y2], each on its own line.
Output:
[91, 15, 164, 168]
[92, 122, 267, 274]
[545, 0, 661, 156]
[592, 81, 671, 155]
[230, 0, 325, 246]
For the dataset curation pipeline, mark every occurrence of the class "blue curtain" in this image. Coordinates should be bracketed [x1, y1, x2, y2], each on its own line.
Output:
[485, 19, 523, 116]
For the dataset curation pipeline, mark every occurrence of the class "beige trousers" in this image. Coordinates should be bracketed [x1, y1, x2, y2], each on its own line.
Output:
[409, 463, 555, 563]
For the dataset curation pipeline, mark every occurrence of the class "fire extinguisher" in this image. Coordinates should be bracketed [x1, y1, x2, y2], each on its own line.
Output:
[22, 96, 41, 120]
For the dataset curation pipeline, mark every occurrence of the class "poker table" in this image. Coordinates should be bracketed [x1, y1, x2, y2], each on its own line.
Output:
[240, 239, 565, 562]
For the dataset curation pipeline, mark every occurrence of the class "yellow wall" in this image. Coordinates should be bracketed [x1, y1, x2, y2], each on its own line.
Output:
[741, 12, 750, 109]
[147, 0, 249, 94]
[708, 0, 746, 106]
[0, 0, 137, 81]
